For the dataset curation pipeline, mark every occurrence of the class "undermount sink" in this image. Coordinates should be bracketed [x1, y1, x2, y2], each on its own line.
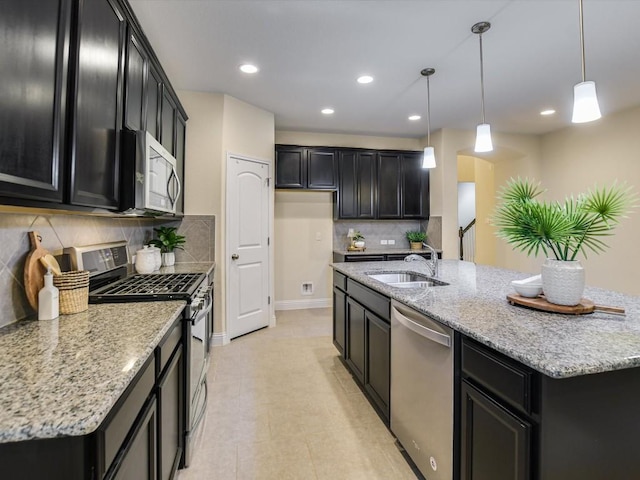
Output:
[367, 272, 449, 288]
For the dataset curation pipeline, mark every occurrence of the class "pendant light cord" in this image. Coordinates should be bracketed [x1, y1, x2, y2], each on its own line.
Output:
[426, 75, 431, 146]
[579, 0, 586, 82]
[479, 32, 486, 124]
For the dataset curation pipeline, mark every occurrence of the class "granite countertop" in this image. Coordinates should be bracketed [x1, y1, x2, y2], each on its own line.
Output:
[333, 247, 442, 256]
[332, 260, 640, 379]
[0, 301, 186, 444]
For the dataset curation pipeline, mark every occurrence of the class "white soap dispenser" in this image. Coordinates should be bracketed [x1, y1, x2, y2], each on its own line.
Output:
[38, 267, 59, 320]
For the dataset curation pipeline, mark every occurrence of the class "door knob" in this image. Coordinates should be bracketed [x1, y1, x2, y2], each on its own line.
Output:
[231, 254, 239, 260]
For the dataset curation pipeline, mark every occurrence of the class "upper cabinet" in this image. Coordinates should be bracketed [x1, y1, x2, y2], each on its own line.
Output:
[0, 0, 187, 214]
[69, 0, 126, 209]
[337, 150, 376, 219]
[401, 152, 430, 219]
[0, 0, 72, 205]
[275, 145, 338, 190]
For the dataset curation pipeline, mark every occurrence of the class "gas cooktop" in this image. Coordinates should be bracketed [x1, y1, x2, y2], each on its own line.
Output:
[90, 273, 205, 303]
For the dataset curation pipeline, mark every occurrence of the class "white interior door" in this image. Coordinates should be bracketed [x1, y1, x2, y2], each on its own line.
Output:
[227, 155, 270, 339]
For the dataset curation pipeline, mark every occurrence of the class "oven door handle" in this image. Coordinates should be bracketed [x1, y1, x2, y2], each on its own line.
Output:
[191, 301, 212, 325]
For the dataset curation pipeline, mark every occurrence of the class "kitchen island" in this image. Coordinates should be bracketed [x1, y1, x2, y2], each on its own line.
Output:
[332, 259, 640, 480]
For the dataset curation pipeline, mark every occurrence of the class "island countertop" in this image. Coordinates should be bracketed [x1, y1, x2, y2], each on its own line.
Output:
[332, 260, 640, 379]
[0, 301, 186, 444]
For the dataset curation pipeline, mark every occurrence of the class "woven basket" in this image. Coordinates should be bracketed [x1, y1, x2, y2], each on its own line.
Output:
[53, 270, 89, 314]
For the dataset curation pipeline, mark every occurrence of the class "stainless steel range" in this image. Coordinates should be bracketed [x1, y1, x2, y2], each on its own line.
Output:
[65, 241, 212, 468]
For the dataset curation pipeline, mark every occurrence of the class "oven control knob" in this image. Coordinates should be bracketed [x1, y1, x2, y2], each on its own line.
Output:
[231, 254, 239, 260]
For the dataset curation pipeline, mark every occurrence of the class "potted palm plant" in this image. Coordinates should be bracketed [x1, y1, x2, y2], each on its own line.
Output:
[406, 231, 427, 250]
[492, 178, 636, 305]
[149, 226, 186, 267]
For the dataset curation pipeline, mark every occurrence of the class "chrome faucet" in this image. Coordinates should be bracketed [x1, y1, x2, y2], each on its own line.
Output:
[404, 243, 439, 277]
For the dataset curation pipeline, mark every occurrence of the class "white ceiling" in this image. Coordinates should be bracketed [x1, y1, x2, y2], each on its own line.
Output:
[128, 0, 640, 138]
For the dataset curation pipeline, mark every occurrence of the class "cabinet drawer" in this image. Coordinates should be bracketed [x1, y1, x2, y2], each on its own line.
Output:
[156, 318, 181, 376]
[462, 338, 533, 414]
[333, 271, 347, 291]
[346, 255, 386, 262]
[102, 355, 156, 473]
[347, 279, 390, 321]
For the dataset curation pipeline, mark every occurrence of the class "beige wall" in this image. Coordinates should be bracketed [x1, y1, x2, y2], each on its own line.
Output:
[179, 91, 275, 338]
[274, 191, 333, 306]
[457, 155, 475, 182]
[540, 105, 640, 294]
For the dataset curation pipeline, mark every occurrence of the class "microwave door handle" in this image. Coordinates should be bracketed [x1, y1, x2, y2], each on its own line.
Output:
[166, 168, 177, 207]
[173, 166, 181, 205]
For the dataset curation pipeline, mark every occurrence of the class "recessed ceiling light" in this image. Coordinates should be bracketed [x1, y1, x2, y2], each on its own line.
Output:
[357, 75, 374, 84]
[321, 108, 334, 115]
[540, 109, 556, 116]
[408, 115, 421, 121]
[240, 64, 259, 74]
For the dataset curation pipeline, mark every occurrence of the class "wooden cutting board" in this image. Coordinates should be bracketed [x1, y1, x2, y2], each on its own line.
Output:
[507, 293, 625, 316]
[24, 231, 51, 311]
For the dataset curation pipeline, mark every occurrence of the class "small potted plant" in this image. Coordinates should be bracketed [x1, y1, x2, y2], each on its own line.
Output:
[352, 231, 365, 249]
[406, 231, 427, 250]
[149, 226, 186, 267]
[492, 178, 636, 305]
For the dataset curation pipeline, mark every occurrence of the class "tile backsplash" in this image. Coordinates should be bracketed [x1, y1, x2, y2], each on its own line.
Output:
[333, 216, 441, 250]
[0, 213, 215, 328]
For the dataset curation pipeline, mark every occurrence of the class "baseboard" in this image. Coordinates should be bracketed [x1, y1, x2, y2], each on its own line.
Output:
[274, 298, 332, 311]
[210, 331, 230, 346]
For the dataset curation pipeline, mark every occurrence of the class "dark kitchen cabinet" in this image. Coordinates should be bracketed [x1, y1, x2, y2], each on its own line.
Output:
[69, 0, 126, 209]
[346, 298, 366, 384]
[157, 345, 184, 480]
[161, 88, 177, 155]
[333, 251, 441, 262]
[124, 28, 148, 132]
[275, 145, 337, 190]
[332, 271, 348, 356]
[146, 63, 162, 140]
[377, 152, 402, 218]
[0, 0, 71, 205]
[337, 150, 376, 218]
[106, 397, 157, 480]
[365, 310, 390, 420]
[402, 152, 430, 218]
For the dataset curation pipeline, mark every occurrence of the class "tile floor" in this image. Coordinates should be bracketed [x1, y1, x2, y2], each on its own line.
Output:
[177, 308, 419, 480]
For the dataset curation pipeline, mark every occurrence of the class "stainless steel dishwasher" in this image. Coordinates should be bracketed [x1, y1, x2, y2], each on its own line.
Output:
[391, 300, 454, 480]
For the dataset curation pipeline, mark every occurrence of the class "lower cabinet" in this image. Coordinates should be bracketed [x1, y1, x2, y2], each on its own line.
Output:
[157, 345, 184, 480]
[106, 397, 157, 480]
[460, 381, 531, 480]
[333, 272, 391, 422]
[364, 311, 390, 419]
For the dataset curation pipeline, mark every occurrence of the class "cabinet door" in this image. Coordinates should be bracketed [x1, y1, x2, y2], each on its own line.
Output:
[356, 152, 377, 218]
[307, 148, 337, 190]
[70, 0, 125, 209]
[158, 346, 184, 480]
[461, 381, 531, 480]
[107, 398, 157, 480]
[337, 150, 357, 217]
[123, 28, 147, 132]
[346, 298, 366, 384]
[174, 113, 186, 215]
[333, 287, 346, 356]
[377, 152, 402, 219]
[365, 311, 390, 420]
[402, 152, 430, 219]
[147, 64, 162, 140]
[161, 88, 176, 155]
[275, 146, 306, 188]
[0, 0, 71, 204]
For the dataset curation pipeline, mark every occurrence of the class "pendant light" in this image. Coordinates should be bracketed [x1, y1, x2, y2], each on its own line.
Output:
[572, 0, 601, 123]
[421, 68, 436, 169]
[472, 21, 493, 153]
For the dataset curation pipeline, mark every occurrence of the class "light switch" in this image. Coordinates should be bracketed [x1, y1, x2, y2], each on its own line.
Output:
[388, 239, 396, 245]
[380, 240, 388, 245]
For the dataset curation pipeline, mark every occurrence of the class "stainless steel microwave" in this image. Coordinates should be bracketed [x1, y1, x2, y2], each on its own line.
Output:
[121, 130, 181, 215]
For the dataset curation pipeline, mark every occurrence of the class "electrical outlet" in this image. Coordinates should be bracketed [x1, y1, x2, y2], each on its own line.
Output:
[388, 239, 396, 245]
[301, 282, 314, 295]
[380, 240, 388, 245]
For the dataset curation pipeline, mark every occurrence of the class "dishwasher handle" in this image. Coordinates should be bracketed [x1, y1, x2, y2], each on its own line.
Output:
[392, 304, 451, 348]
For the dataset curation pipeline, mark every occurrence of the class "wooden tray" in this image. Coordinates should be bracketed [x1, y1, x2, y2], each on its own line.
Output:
[507, 293, 625, 316]
[24, 231, 50, 311]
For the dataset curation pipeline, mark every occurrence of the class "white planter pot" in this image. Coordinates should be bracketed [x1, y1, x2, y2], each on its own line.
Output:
[162, 252, 176, 267]
[354, 241, 365, 248]
[541, 259, 585, 306]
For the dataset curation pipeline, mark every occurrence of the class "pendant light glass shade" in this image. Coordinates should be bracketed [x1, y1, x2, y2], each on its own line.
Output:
[571, 0, 601, 123]
[572, 81, 601, 123]
[472, 22, 493, 153]
[422, 146, 436, 169]
[474, 123, 493, 152]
